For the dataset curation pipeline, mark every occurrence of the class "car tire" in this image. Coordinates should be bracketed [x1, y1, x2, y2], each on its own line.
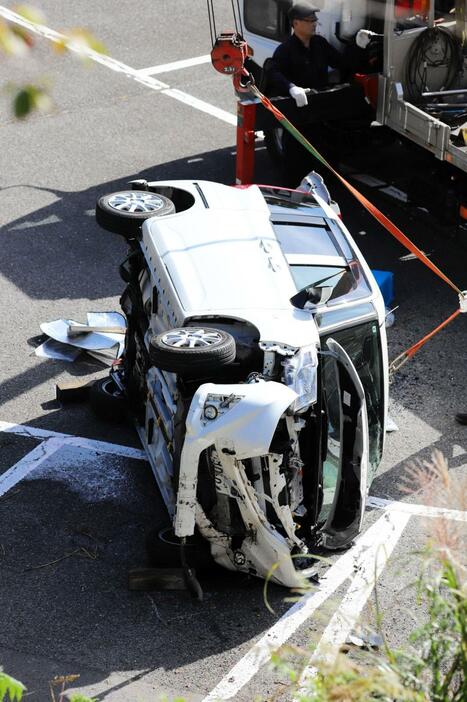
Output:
[149, 327, 236, 375]
[89, 376, 127, 422]
[96, 190, 175, 238]
[145, 518, 214, 571]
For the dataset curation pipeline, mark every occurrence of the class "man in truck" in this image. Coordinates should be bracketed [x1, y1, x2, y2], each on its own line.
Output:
[268, 1, 347, 185]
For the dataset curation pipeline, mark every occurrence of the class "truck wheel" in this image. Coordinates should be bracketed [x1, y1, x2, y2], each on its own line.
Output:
[89, 376, 127, 421]
[96, 190, 175, 238]
[149, 327, 236, 375]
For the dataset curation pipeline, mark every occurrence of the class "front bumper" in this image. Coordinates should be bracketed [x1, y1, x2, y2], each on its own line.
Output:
[174, 380, 313, 588]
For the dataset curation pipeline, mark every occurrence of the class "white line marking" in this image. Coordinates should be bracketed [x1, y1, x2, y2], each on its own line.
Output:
[367, 496, 467, 522]
[0, 438, 64, 497]
[201, 512, 402, 702]
[0, 7, 169, 90]
[0, 421, 146, 460]
[296, 511, 411, 695]
[138, 55, 211, 76]
[0, 7, 237, 126]
[161, 88, 237, 125]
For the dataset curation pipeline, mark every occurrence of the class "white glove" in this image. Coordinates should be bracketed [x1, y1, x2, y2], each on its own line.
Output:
[289, 85, 308, 107]
[459, 291, 467, 313]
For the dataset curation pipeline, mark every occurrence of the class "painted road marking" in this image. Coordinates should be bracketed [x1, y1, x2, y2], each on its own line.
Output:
[295, 510, 411, 695]
[368, 495, 467, 522]
[138, 55, 211, 75]
[161, 88, 236, 125]
[0, 438, 63, 497]
[0, 7, 236, 126]
[201, 511, 404, 702]
[0, 421, 146, 460]
[0, 6, 169, 89]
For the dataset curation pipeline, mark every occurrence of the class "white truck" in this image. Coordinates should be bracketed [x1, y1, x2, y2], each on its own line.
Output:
[237, 0, 467, 223]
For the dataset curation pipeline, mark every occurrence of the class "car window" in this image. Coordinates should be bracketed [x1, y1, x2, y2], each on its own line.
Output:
[274, 223, 338, 256]
[289, 263, 371, 304]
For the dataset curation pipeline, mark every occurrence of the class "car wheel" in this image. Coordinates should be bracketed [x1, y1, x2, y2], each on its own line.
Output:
[264, 127, 285, 165]
[145, 519, 214, 571]
[89, 376, 127, 421]
[149, 327, 236, 375]
[96, 190, 175, 238]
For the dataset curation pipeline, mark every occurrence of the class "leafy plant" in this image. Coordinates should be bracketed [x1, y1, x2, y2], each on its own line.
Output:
[0, 3, 105, 117]
[0, 671, 25, 702]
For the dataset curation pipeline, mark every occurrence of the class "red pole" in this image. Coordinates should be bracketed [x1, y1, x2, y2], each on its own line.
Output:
[236, 100, 256, 184]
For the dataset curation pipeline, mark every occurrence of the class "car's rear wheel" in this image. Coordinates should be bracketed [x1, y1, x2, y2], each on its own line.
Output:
[149, 327, 236, 375]
[89, 376, 127, 421]
[96, 190, 175, 238]
[145, 518, 214, 571]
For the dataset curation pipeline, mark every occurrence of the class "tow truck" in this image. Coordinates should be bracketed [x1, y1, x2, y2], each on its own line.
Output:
[222, 0, 467, 224]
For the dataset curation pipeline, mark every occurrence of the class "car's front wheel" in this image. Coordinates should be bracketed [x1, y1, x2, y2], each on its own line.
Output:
[96, 190, 175, 238]
[149, 326, 236, 375]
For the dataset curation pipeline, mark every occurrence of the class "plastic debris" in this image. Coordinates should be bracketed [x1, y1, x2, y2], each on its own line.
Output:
[344, 625, 384, 650]
[36, 312, 126, 365]
[400, 251, 431, 261]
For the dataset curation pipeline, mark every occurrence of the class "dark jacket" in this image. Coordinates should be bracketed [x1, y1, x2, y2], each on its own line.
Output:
[269, 33, 345, 94]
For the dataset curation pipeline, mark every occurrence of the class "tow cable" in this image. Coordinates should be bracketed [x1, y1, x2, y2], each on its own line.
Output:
[208, 26, 466, 376]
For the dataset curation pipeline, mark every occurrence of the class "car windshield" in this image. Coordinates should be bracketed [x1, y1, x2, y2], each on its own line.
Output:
[290, 264, 355, 301]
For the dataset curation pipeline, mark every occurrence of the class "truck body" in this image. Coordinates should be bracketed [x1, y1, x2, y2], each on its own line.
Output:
[238, 0, 467, 221]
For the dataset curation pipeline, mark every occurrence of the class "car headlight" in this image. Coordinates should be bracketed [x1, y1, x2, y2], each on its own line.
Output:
[282, 345, 318, 413]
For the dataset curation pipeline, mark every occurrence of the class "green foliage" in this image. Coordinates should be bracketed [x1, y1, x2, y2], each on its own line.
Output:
[12, 83, 52, 118]
[392, 561, 467, 702]
[1, 3, 106, 117]
[0, 671, 26, 702]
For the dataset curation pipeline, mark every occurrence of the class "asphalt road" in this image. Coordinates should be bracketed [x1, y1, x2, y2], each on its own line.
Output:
[0, 2, 466, 701]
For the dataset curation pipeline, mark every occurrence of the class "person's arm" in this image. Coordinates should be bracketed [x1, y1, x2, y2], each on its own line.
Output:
[268, 43, 308, 106]
[325, 39, 350, 81]
[268, 43, 294, 95]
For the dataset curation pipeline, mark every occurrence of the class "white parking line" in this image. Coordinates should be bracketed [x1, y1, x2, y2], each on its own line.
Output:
[0, 438, 63, 497]
[0, 7, 169, 89]
[367, 495, 467, 522]
[161, 88, 237, 125]
[138, 55, 211, 75]
[0, 421, 146, 460]
[296, 510, 411, 695]
[0, 7, 236, 126]
[201, 511, 405, 702]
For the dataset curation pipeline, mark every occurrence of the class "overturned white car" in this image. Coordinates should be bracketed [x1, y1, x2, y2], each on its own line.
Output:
[95, 176, 389, 588]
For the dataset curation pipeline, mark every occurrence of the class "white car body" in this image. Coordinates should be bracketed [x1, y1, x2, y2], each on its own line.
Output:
[99, 178, 388, 588]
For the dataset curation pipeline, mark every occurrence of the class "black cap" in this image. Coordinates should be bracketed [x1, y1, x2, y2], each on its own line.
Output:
[288, 2, 319, 22]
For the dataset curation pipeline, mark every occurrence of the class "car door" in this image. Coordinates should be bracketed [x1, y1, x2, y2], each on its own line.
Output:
[318, 337, 369, 550]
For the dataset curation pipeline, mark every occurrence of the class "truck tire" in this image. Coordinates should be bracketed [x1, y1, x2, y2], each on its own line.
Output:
[96, 190, 175, 238]
[149, 327, 236, 375]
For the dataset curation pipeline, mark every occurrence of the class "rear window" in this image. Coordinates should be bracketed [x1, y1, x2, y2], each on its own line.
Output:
[274, 223, 337, 256]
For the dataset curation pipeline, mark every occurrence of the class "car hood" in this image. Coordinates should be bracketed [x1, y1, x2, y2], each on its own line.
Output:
[143, 182, 319, 348]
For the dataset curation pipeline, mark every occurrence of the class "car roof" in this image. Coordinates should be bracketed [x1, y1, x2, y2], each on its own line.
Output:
[141, 180, 360, 347]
